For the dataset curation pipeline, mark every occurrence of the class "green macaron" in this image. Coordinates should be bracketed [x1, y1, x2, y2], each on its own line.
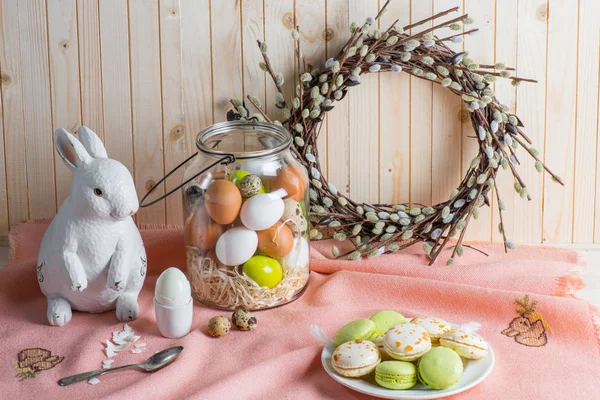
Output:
[333, 319, 378, 346]
[417, 347, 463, 390]
[370, 310, 407, 337]
[375, 361, 418, 390]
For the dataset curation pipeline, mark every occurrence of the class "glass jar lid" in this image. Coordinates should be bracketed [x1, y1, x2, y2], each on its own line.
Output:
[196, 121, 292, 159]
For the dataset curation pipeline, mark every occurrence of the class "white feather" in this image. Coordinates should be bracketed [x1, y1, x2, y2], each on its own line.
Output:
[310, 324, 333, 346]
[455, 321, 482, 332]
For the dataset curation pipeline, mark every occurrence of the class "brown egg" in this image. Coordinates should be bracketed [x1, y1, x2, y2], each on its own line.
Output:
[272, 164, 306, 202]
[204, 249, 218, 260]
[184, 206, 224, 250]
[205, 179, 242, 224]
[257, 222, 294, 258]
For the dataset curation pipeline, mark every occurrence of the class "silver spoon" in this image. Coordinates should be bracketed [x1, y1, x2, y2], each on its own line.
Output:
[58, 346, 184, 386]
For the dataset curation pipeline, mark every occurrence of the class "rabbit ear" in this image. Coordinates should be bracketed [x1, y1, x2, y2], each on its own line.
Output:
[77, 126, 107, 159]
[55, 128, 92, 170]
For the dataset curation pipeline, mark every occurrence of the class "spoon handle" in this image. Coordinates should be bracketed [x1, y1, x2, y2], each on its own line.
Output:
[58, 364, 142, 386]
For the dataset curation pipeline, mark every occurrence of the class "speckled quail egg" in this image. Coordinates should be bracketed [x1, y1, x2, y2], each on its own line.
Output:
[289, 215, 308, 237]
[282, 198, 303, 221]
[207, 316, 231, 337]
[282, 199, 307, 236]
[232, 309, 258, 331]
[238, 174, 263, 198]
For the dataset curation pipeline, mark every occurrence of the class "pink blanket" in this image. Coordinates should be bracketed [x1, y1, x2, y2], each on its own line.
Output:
[2, 221, 599, 399]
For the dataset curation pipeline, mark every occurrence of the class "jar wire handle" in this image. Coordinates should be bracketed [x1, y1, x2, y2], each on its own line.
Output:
[139, 152, 236, 208]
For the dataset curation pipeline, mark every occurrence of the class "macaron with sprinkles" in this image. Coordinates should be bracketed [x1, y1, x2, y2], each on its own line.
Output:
[374, 336, 392, 361]
[439, 328, 489, 359]
[331, 339, 381, 378]
[383, 323, 432, 361]
[411, 317, 452, 345]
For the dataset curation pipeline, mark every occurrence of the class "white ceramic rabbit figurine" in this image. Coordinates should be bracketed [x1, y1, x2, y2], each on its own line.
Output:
[37, 127, 146, 326]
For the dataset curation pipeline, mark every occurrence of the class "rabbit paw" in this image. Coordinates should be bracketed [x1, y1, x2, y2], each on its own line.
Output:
[108, 278, 125, 292]
[116, 294, 139, 322]
[47, 297, 72, 326]
[68, 269, 88, 292]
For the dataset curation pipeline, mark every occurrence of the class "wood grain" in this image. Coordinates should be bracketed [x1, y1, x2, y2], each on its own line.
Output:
[160, 0, 186, 225]
[211, 0, 242, 123]
[325, 0, 350, 196]
[574, 0, 600, 243]
[348, 0, 379, 203]
[99, 0, 134, 172]
[18, 0, 56, 219]
[512, 0, 547, 243]
[0, 0, 597, 245]
[431, 0, 462, 215]
[379, 0, 410, 205]
[242, 0, 266, 103]
[263, 0, 295, 119]
[77, 0, 103, 137]
[180, 0, 213, 153]
[461, 0, 493, 241]
[0, 0, 29, 227]
[0, 47, 7, 237]
[492, 0, 518, 243]
[47, 0, 81, 206]
[410, 0, 433, 206]
[543, 0, 577, 243]
[297, 0, 327, 177]
[129, 0, 165, 224]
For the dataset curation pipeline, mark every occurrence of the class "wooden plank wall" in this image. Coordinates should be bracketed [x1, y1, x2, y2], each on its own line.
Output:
[0, 0, 598, 246]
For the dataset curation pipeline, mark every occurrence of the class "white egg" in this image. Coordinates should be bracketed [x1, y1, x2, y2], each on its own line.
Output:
[281, 237, 310, 272]
[215, 227, 258, 266]
[155, 267, 191, 307]
[241, 158, 281, 177]
[240, 193, 284, 231]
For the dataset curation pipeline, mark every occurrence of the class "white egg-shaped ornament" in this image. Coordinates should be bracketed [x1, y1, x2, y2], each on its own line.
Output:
[155, 267, 191, 307]
[215, 227, 258, 266]
[240, 191, 285, 231]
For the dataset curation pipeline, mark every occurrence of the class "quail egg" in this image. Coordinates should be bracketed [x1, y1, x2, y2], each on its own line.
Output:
[282, 199, 307, 237]
[207, 316, 231, 337]
[289, 215, 308, 237]
[232, 309, 258, 331]
[282, 198, 303, 221]
[238, 174, 263, 198]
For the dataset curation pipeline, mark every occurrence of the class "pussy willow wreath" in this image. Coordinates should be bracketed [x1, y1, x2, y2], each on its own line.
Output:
[227, 1, 563, 265]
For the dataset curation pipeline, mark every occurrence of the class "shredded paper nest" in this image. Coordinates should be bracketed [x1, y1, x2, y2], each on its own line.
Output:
[187, 246, 309, 310]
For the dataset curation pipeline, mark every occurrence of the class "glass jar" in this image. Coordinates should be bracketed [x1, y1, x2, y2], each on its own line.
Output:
[182, 121, 310, 310]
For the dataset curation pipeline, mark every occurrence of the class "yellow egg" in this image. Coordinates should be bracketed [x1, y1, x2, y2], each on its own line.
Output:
[205, 179, 242, 224]
[242, 256, 283, 288]
[229, 170, 250, 185]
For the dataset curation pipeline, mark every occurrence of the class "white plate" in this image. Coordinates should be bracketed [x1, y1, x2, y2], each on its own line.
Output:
[321, 343, 494, 399]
